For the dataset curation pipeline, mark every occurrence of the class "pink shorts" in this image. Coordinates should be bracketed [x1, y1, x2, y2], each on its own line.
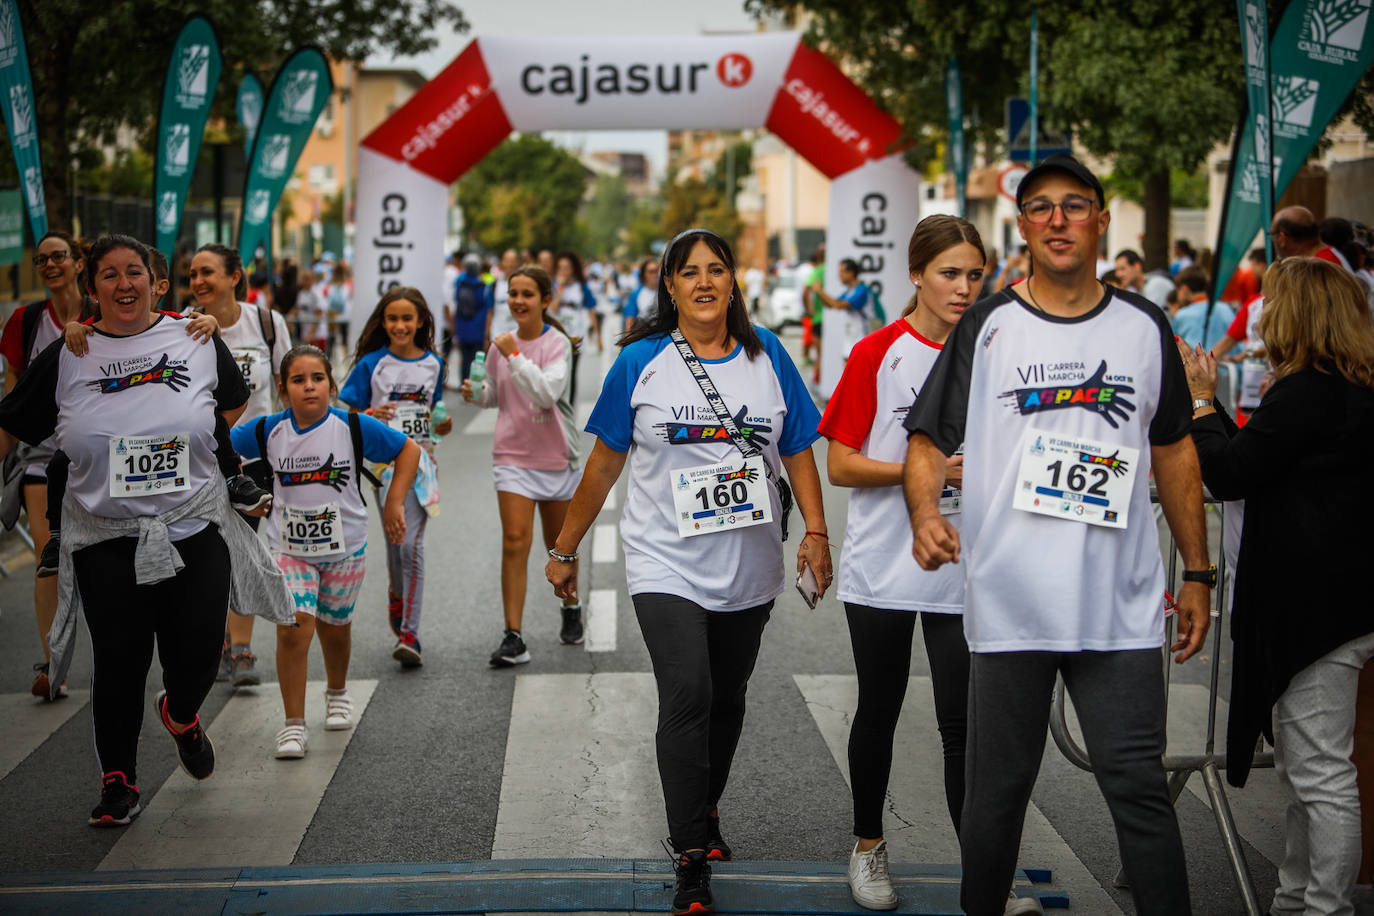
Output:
[276, 546, 368, 625]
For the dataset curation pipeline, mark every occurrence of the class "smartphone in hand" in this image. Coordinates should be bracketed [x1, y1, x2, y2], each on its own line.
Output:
[796, 563, 820, 609]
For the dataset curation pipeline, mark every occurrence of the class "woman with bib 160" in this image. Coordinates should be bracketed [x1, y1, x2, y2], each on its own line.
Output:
[545, 228, 831, 916]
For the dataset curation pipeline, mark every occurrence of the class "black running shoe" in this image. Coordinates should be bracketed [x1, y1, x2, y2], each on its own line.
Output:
[89, 772, 141, 827]
[560, 604, 584, 645]
[36, 535, 59, 578]
[706, 808, 732, 861]
[489, 630, 530, 667]
[671, 849, 714, 915]
[227, 474, 272, 513]
[154, 691, 215, 780]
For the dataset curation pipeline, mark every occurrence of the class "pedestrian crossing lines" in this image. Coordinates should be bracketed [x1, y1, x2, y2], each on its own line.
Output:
[0, 689, 89, 781]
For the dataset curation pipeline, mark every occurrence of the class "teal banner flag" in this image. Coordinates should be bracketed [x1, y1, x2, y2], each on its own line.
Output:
[154, 15, 223, 259]
[236, 72, 264, 159]
[0, 0, 46, 240]
[0, 186, 22, 264]
[238, 48, 332, 266]
[946, 57, 967, 218]
[1214, 0, 1374, 303]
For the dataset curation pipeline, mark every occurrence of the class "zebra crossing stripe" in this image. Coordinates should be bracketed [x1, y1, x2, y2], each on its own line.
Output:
[97, 679, 378, 871]
[0, 690, 89, 781]
[591, 524, 617, 564]
[584, 589, 618, 653]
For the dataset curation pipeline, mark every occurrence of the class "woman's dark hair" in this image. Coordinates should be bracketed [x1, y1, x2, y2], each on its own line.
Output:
[195, 242, 248, 300]
[85, 234, 153, 292]
[278, 344, 338, 396]
[38, 230, 86, 264]
[619, 228, 762, 357]
[350, 286, 436, 368]
[902, 215, 986, 317]
[508, 266, 580, 350]
[637, 257, 657, 285]
[556, 251, 586, 285]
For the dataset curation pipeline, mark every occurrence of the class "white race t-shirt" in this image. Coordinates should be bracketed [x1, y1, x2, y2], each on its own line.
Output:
[218, 301, 292, 425]
[556, 282, 588, 338]
[820, 320, 963, 613]
[906, 288, 1192, 652]
[489, 276, 518, 338]
[586, 328, 821, 611]
[339, 348, 445, 452]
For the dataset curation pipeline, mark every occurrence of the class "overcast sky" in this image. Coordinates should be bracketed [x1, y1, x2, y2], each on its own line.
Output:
[364, 0, 769, 174]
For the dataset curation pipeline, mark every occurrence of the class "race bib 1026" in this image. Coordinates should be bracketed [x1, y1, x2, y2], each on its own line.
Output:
[1012, 428, 1138, 529]
[280, 502, 346, 557]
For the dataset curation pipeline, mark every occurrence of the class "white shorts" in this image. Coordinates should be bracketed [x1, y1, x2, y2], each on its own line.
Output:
[492, 464, 581, 502]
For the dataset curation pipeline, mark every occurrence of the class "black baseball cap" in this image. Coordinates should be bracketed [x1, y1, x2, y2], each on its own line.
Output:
[1016, 153, 1106, 209]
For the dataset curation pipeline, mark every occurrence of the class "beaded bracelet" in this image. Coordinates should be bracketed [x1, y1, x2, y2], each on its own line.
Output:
[548, 547, 578, 563]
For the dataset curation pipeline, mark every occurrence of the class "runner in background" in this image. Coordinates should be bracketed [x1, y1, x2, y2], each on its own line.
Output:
[801, 247, 825, 379]
[487, 249, 521, 342]
[547, 229, 830, 916]
[341, 288, 451, 667]
[453, 254, 492, 384]
[553, 252, 596, 399]
[231, 345, 419, 759]
[622, 258, 659, 335]
[186, 243, 289, 688]
[295, 270, 328, 352]
[462, 266, 584, 666]
[1, 231, 93, 699]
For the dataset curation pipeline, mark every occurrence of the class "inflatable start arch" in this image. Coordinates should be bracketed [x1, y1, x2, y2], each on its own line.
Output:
[356, 33, 922, 394]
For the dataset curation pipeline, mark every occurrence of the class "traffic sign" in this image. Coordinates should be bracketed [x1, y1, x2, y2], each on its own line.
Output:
[998, 164, 1028, 203]
[1006, 97, 1071, 162]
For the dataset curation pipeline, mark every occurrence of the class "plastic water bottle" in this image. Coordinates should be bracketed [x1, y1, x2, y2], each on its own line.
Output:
[468, 352, 487, 398]
[430, 400, 448, 444]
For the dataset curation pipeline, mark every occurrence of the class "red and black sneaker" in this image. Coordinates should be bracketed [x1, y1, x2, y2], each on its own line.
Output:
[670, 849, 714, 915]
[387, 592, 403, 637]
[89, 772, 141, 827]
[705, 808, 732, 861]
[154, 691, 215, 780]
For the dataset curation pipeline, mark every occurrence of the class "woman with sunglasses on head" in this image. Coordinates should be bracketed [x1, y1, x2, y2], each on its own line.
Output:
[0, 234, 293, 827]
[1, 231, 94, 699]
[546, 228, 830, 916]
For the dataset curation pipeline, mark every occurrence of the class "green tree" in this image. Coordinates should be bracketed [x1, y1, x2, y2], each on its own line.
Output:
[580, 173, 631, 256]
[457, 134, 588, 252]
[623, 198, 666, 259]
[4, 0, 466, 230]
[746, 0, 1374, 271]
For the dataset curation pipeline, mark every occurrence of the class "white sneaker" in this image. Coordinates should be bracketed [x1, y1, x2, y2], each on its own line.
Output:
[1005, 890, 1044, 915]
[848, 839, 898, 910]
[274, 723, 308, 759]
[324, 692, 353, 730]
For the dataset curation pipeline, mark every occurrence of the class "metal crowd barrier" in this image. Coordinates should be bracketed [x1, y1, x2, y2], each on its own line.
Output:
[1047, 495, 1273, 916]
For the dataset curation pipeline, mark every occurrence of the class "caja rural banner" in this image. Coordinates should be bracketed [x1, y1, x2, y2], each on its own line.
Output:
[355, 34, 911, 350]
[237, 72, 265, 159]
[238, 48, 333, 267]
[154, 15, 223, 259]
[0, 0, 45, 240]
[1214, 0, 1374, 303]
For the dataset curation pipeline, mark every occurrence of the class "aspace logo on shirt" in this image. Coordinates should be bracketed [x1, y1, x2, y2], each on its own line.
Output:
[1000, 360, 1137, 429]
[655, 404, 773, 448]
[275, 453, 351, 491]
[388, 388, 428, 403]
[88, 354, 191, 395]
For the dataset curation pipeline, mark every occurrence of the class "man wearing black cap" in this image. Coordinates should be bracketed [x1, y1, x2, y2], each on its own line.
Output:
[900, 154, 1211, 915]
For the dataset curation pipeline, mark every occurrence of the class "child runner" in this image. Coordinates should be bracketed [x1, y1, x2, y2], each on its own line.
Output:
[231, 345, 419, 758]
[340, 287, 451, 666]
[461, 266, 584, 666]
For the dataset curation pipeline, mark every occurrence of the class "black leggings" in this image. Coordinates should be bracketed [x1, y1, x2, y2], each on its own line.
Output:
[845, 603, 970, 839]
[46, 415, 241, 531]
[73, 526, 231, 784]
[633, 593, 772, 851]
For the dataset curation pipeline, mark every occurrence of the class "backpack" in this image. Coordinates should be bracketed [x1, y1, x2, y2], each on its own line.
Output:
[254, 411, 382, 505]
[455, 276, 483, 321]
[17, 296, 96, 373]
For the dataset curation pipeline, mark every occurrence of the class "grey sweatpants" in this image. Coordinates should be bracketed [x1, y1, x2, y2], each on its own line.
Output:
[959, 648, 1191, 916]
[378, 488, 428, 639]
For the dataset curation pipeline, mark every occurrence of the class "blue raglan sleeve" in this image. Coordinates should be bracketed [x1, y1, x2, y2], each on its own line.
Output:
[758, 328, 821, 456]
[228, 410, 289, 461]
[585, 338, 657, 452]
[431, 353, 446, 406]
[338, 352, 377, 409]
[355, 410, 409, 463]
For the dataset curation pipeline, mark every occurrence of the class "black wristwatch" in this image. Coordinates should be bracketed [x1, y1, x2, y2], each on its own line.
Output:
[1181, 564, 1217, 588]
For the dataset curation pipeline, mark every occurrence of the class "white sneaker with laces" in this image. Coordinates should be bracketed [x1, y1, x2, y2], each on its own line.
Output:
[848, 839, 898, 911]
[274, 724, 308, 759]
[1005, 889, 1044, 915]
[324, 692, 353, 730]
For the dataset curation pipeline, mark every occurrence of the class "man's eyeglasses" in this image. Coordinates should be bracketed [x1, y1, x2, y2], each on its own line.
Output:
[32, 251, 70, 267]
[1020, 196, 1096, 224]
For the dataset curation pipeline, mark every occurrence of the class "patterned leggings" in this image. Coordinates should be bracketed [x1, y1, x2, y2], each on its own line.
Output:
[379, 489, 428, 638]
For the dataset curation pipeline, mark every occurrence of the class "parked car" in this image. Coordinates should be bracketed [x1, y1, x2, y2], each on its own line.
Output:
[759, 268, 804, 330]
